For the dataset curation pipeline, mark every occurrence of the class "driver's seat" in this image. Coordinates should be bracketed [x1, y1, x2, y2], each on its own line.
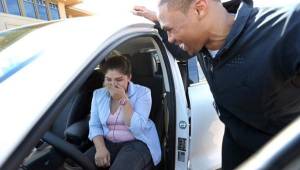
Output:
[23, 70, 104, 170]
[44, 70, 104, 170]
[63, 70, 104, 149]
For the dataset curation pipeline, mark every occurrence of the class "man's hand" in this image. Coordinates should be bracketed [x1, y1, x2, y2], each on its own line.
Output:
[95, 146, 110, 167]
[132, 6, 158, 23]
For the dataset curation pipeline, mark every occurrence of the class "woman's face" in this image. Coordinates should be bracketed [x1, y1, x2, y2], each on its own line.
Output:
[103, 69, 131, 92]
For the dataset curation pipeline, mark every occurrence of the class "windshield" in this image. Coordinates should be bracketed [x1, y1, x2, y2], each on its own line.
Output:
[0, 22, 55, 83]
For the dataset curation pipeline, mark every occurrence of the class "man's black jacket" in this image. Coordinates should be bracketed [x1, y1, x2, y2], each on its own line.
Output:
[156, 1, 300, 152]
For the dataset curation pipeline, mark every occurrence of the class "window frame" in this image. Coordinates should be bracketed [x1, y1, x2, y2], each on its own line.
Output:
[0, 0, 4, 12]
[0, 0, 60, 20]
[22, 0, 38, 18]
[4, 0, 22, 16]
[187, 56, 206, 85]
[35, 0, 49, 20]
[49, 2, 59, 20]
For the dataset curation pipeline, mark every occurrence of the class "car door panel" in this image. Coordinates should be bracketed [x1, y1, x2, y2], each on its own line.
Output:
[188, 82, 224, 170]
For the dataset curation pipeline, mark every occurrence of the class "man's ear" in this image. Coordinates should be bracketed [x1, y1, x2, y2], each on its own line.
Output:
[193, 0, 208, 19]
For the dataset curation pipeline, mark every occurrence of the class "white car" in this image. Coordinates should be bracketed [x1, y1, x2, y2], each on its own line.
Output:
[1, 2, 300, 170]
[0, 12, 224, 170]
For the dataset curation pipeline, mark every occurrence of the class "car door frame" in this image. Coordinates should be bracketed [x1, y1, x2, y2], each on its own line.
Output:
[1, 24, 180, 170]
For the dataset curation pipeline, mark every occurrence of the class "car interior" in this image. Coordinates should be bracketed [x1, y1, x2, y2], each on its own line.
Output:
[19, 36, 181, 170]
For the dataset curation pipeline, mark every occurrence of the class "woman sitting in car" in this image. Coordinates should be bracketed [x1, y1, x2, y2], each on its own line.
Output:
[87, 55, 161, 169]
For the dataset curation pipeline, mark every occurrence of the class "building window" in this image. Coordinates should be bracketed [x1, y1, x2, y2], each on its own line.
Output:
[23, 0, 36, 18]
[6, 0, 21, 16]
[0, 1, 4, 12]
[1, 0, 60, 21]
[36, 0, 48, 20]
[49, 3, 59, 20]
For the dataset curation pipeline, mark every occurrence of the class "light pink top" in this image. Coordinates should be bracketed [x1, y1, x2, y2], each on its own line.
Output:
[106, 106, 135, 142]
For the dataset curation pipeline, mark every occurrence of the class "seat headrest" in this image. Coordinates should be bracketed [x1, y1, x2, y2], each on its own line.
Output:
[130, 53, 157, 77]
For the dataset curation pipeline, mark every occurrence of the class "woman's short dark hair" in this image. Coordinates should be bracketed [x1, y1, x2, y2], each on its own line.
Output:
[101, 55, 132, 76]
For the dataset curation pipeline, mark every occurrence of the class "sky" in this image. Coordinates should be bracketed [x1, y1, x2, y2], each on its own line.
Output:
[74, 0, 299, 15]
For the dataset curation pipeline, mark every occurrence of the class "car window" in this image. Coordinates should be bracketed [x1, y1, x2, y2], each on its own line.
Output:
[187, 56, 205, 84]
[0, 22, 55, 83]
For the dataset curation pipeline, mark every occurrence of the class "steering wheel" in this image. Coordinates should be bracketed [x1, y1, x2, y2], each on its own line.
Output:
[43, 131, 97, 170]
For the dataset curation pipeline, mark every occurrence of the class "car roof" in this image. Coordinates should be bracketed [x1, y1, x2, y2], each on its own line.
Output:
[0, 13, 153, 166]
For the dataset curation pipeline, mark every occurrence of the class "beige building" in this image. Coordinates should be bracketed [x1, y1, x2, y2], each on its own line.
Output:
[0, 0, 91, 31]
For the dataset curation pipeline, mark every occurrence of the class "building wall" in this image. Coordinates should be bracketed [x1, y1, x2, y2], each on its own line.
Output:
[0, 0, 89, 31]
[0, 12, 44, 30]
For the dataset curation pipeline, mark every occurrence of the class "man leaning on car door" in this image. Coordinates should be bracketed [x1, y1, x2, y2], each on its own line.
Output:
[133, 0, 300, 169]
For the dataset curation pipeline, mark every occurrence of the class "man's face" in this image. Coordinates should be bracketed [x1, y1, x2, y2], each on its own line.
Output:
[158, 2, 209, 55]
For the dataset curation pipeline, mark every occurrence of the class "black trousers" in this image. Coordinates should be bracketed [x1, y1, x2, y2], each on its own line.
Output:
[222, 126, 272, 170]
[222, 127, 253, 170]
[85, 139, 153, 170]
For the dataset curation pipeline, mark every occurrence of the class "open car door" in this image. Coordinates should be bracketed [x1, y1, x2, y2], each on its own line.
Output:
[187, 57, 225, 170]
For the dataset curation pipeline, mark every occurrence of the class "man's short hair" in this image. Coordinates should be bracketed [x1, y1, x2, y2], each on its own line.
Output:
[159, 0, 194, 13]
[159, 0, 221, 13]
